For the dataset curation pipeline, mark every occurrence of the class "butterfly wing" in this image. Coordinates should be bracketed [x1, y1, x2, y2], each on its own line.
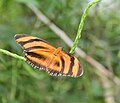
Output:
[55, 51, 83, 77]
[61, 51, 83, 77]
[14, 34, 56, 52]
[24, 50, 55, 70]
[45, 54, 63, 76]
[44, 50, 83, 77]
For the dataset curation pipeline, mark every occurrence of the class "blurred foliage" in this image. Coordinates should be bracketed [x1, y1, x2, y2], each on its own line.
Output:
[0, 0, 120, 103]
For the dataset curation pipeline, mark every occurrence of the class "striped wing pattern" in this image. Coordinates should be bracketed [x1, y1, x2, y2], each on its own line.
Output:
[15, 34, 83, 77]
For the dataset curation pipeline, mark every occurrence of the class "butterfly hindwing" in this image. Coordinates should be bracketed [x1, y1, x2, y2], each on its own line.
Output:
[59, 51, 83, 77]
[25, 50, 54, 70]
[24, 49, 63, 76]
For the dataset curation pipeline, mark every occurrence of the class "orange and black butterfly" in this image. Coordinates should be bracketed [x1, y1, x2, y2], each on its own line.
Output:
[15, 34, 83, 77]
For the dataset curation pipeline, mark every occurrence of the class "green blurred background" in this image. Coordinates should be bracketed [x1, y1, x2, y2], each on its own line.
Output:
[0, 0, 120, 103]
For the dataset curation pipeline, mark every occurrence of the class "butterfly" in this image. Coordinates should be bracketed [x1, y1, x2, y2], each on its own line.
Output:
[14, 34, 83, 77]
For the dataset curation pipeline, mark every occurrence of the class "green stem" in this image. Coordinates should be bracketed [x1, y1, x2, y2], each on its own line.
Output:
[0, 48, 25, 61]
[10, 60, 17, 100]
[69, 0, 101, 54]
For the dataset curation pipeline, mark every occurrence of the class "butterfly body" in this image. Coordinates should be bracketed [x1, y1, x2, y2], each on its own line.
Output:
[15, 34, 83, 77]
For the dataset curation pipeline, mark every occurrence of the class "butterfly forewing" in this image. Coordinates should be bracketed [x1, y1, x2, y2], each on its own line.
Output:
[15, 34, 83, 77]
[15, 34, 56, 52]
